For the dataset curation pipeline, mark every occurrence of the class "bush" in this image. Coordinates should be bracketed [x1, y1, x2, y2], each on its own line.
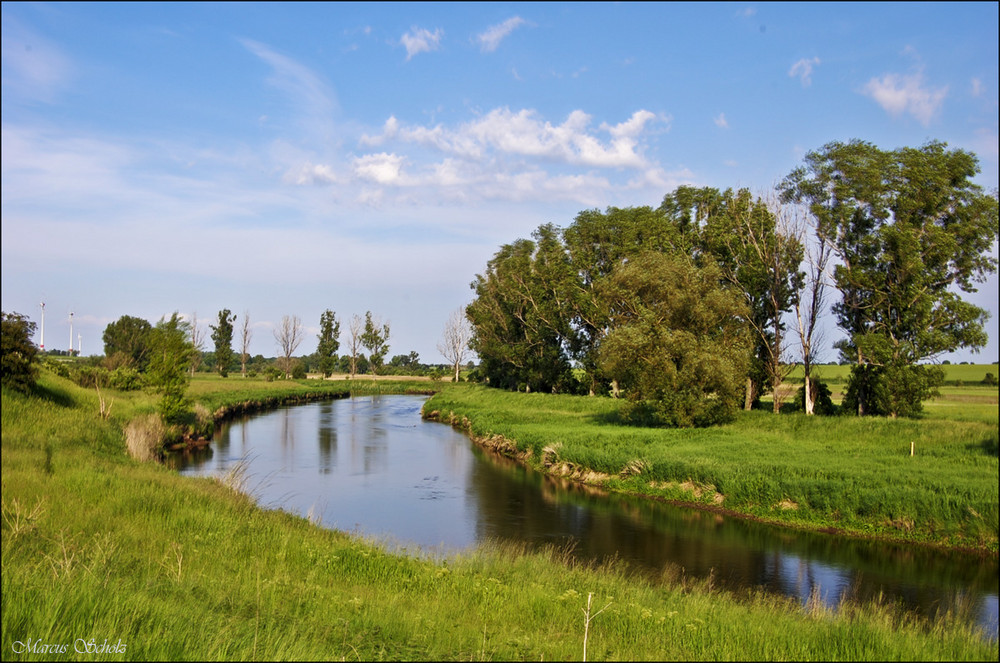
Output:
[70, 365, 109, 389]
[43, 358, 71, 378]
[1, 311, 38, 392]
[982, 372, 998, 386]
[108, 366, 144, 391]
[291, 362, 308, 380]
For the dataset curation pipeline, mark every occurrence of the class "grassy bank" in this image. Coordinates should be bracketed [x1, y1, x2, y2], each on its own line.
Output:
[2, 371, 997, 660]
[423, 384, 999, 553]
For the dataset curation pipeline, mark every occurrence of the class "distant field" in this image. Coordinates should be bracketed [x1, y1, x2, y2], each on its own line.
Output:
[784, 363, 999, 384]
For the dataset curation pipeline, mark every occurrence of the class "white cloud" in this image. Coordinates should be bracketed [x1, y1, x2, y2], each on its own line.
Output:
[971, 77, 983, 97]
[789, 57, 820, 87]
[476, 16, 525, 53]
[714, 113, 729, 129]
[363, 107, 662, 169]
[353, 153, 407, 185]
[400, 26, 443, 60]
[862, 70, 948, 126]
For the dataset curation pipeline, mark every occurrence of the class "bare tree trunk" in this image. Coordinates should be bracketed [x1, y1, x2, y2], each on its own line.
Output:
[803, 374, 814, 415]
[744, 376, 755, 411]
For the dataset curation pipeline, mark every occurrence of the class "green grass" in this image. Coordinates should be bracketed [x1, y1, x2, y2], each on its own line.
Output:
[2, 370, 997, 660]
[784, 362, 1000, 385]
[423, 384, 999, 552]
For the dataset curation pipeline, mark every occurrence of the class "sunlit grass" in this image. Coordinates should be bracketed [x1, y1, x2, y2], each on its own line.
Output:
[2, 370, 997, 660]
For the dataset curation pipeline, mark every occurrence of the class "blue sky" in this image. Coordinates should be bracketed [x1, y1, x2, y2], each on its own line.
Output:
[3, 2, 998, 364]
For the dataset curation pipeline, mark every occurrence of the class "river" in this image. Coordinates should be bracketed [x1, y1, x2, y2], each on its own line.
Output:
[169, 394, 998, 638]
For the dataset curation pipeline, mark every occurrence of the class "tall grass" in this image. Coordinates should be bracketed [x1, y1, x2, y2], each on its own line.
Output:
[2, 370, 996, 660]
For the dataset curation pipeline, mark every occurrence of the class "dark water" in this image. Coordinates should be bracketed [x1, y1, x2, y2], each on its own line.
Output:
[170, 394, 999, 638]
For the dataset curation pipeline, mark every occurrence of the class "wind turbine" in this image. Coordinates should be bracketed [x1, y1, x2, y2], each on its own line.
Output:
[69, 310, 74, 356]
[39, 301, 45, 350]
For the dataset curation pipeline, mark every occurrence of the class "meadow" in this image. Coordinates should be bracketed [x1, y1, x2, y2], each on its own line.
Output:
[423, 377, 999, 552]
[2, 368, 997, 660]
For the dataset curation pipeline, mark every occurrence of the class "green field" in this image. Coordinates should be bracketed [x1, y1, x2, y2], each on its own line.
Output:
[784, 362, 1000, 385]
[423, 380, 999, 552]
[2, 370, 997, 660]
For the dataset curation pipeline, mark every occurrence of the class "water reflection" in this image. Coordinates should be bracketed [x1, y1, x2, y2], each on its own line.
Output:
[170, 395, 998, 638]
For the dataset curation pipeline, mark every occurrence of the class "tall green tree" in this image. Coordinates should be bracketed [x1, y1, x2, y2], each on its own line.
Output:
[147, 313, 195, 425]
[563, 205, 683, 394]
[597, 253, 752, 427]
[210, 309, 236, 377]
[702, 189, 804, 412]
[316, 309, 341, 378]
[467, 226, 578, 393]
[2, 311, 39, 392]
[361, 312, 390, 376]
[781, 139, 999, 417]
[102, 315, 152, 370]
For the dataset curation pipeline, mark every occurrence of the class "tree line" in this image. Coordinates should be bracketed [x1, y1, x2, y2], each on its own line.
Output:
[465, 139, 999, 426]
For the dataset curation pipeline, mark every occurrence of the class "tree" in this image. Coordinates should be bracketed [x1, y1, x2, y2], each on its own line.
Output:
[210, 309, 236, 377]
[102, 315, 152, 370]
[467, 226, 578, 393]
[361, 312, 390, 376]
[438, 308, 472, 382]
[790, 205, 834, 415]
[147, 313, 195, 425]
[702, 189, 804, 412]
[781, 139, 999, 417]
[2, 311, 39, 392]
[347, 314, 363, 379]
[273, 315, 304, 379]
[188, 312, 206, 377]
[239, 310, 253, 378]
[597, 253, 752, 427]
[316, 309, 341, 378]
[563, 205, 685, 395]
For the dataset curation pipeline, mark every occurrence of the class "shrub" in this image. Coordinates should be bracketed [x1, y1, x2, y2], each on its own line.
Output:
[291, 362, 307, 380]
[108, 366, 144, 391]
[1, 311, 38, 392]
[983, 372, 998, 386]
[71, 365, 109, 389]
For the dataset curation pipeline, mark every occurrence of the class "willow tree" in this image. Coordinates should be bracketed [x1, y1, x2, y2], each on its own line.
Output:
[598, 252, 752, 427]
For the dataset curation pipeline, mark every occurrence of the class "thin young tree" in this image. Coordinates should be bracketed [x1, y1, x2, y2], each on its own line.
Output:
[347, 314, 363, 379]
[239, 310, 253, 378]
[438, 308, 472, 382]
[273, 315, 303, 379]
[791, 209, 833, 415]
[188, 312, 206, 377]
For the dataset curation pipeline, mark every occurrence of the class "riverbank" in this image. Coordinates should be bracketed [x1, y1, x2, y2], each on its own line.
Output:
[422, 384, 999, 554]
[2, 371, 996, 660]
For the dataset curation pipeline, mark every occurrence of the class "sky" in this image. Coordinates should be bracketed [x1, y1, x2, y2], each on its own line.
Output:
[2, 2, 998, 365]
